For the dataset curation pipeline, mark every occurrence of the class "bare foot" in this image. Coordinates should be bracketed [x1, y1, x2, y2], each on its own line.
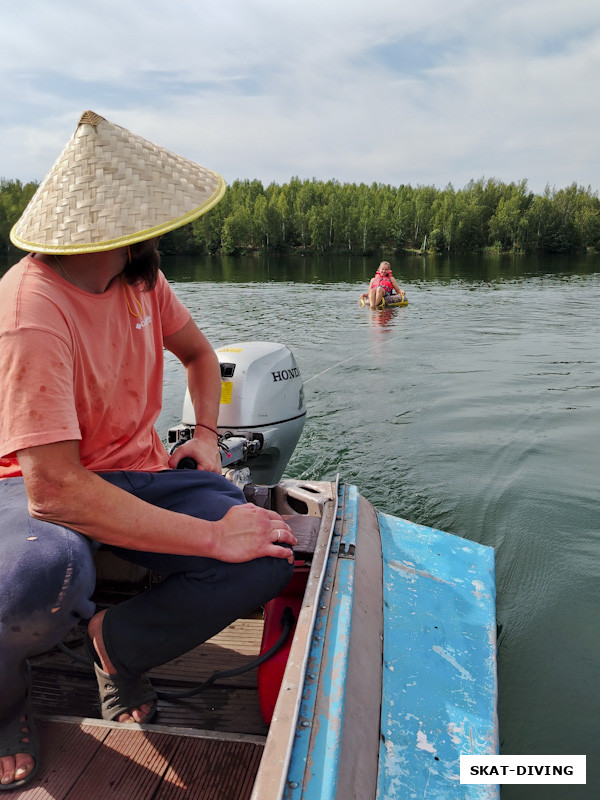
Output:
[0, 706, 36, 788]
[87, 610, 154, 724]
[0, 751, 35, 787]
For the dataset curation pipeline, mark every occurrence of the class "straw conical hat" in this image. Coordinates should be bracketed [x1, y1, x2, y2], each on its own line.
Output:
[10, 110, 226, 254]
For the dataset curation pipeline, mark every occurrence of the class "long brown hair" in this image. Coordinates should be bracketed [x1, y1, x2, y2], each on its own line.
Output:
[122, 238, 161, 290]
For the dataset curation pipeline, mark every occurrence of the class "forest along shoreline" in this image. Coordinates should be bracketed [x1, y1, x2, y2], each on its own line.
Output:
[2, 176, 600, 259]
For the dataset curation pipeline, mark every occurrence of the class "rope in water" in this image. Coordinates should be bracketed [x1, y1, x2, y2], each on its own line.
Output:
[303, 343, 382, 384]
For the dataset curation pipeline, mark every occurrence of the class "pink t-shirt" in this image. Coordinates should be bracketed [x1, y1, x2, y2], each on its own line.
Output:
[0, 255, 191, 478]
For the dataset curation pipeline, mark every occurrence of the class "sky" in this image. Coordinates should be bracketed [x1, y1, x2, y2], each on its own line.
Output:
[1, 0, 599, 195]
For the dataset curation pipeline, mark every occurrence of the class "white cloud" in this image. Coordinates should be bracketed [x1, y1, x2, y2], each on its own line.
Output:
[1, 0, 599, 193]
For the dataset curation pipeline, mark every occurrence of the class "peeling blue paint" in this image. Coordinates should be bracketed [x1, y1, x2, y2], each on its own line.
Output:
[377, 514, 499, 800]
[283, 489, 498, 800]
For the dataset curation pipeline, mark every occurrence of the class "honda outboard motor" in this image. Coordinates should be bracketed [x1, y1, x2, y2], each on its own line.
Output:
[168, 342, 306, 485]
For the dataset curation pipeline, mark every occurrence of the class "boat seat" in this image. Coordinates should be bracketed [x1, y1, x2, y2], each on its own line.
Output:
[285, 514, 320, 558]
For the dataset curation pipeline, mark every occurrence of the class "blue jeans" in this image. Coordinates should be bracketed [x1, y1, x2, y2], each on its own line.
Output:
[0, 471, 293, 715]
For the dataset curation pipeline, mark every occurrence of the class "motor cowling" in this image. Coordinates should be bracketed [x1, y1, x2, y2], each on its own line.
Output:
[171, 342, 306, 485]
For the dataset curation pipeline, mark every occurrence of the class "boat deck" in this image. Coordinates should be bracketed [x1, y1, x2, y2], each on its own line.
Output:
[15, 618, 269, 799]
[14, 510, 324, 799]
[29, 617, 269, 734]
[15, 719, 263, 800]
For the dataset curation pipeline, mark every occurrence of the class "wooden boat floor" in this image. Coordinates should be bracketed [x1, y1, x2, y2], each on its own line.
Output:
[18, 618, 269, 799]
[11, 719, 263, 800]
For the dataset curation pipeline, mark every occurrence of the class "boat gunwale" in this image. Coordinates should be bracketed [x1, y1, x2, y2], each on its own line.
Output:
[250, 478, 339, 800]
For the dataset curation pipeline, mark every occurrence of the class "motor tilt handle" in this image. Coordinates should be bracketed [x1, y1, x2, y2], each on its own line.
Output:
[176, 457, 198, 469]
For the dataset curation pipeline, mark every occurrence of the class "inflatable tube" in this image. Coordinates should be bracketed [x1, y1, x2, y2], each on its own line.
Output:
[359, 292, 408, 309]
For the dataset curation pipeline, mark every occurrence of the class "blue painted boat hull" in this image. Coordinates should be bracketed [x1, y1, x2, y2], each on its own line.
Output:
[252, 482, 498, 799]
[377, 511, 498, 799]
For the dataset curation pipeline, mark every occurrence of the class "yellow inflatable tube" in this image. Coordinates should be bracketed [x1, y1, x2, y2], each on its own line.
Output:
[359, 292, 408, 309]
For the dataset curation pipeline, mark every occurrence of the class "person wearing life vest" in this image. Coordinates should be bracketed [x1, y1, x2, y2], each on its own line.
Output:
[366, 261, 404, 308]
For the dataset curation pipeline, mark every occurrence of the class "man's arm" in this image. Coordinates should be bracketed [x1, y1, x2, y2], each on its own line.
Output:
[17, 440, 295, 562]
[164, 318, 222, 473]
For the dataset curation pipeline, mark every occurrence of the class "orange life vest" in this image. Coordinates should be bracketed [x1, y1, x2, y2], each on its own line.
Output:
[372, 273, 394, 292]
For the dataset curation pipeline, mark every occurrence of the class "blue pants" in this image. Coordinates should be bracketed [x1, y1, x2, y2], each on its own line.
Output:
[0, 471, 293, 716]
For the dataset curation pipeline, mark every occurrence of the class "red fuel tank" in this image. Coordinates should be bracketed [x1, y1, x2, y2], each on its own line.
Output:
[257, 565, 309, 723]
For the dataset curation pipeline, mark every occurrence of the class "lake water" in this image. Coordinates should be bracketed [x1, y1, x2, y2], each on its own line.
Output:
[159, 252, 599, 800]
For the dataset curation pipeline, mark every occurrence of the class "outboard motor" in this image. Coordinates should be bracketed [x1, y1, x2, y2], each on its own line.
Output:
[168, 342, 306, 485]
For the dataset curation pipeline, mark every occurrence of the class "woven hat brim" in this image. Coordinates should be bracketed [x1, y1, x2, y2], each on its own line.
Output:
[10, 111, 227, 255]
[10, 177, 226, 254]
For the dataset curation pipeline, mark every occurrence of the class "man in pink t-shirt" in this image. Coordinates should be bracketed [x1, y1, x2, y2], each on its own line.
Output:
[0, 112, 295, 790]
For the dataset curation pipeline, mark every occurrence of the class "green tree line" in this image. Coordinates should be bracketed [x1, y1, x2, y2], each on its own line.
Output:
[0, 179, 38, 255]
[2, 175, 600, 257]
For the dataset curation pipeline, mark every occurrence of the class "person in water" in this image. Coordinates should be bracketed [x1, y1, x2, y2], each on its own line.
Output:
[364, 261, 404, 308]
[0, 110, 296, 789]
